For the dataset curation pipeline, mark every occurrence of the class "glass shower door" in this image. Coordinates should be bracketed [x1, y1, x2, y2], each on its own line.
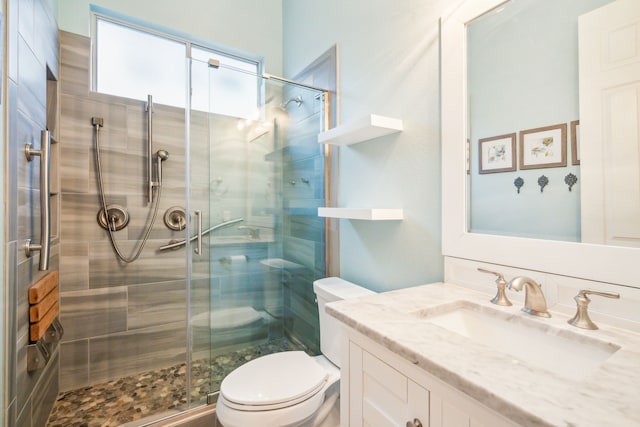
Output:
[188, 53, 327, 403]
[187, 54, 216, 406]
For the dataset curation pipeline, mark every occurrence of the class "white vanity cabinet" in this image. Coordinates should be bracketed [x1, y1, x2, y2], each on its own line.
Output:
[342, 330, 516, 427]
[347, 341, 428, 426]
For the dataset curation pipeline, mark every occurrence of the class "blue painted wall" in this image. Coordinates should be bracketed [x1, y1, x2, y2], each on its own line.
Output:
[283, 0, 447, 291]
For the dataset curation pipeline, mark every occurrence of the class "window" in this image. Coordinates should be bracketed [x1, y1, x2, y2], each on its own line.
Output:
[191, 46, 260, 118]
[95, 18, 187, 108]
[93, 12, 261, 118]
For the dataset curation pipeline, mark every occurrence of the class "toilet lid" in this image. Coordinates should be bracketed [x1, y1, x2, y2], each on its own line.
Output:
[220, 351, 328, 408]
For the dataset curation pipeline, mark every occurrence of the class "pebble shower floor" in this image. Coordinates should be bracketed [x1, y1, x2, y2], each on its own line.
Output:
[46, 338, 299, 426]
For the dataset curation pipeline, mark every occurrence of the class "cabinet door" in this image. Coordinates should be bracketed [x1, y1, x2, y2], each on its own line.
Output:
[350, 344, 429, 427]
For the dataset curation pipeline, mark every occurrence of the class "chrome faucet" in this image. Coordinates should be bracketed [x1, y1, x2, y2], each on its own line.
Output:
[507, 276, 551, 318]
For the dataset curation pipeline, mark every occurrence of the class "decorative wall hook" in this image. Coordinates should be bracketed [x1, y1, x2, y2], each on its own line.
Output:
[538, 175, 549, 193]
[514, 177, 524, 194]
[564, 173, 578, 191]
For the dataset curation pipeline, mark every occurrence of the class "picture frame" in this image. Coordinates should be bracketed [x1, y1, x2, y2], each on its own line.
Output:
[478, 133, 517, 174]
[570, 120, 580, 165]
[519, 123, 567, 170]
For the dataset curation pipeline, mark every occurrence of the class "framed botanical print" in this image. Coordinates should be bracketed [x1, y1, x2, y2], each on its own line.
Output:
[519, 124, 567, 169]
[478, 133, 517, 174]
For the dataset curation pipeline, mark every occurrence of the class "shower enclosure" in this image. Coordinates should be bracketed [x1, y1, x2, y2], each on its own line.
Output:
[52, 30, 329, 426]
[185, 53, 330, 405]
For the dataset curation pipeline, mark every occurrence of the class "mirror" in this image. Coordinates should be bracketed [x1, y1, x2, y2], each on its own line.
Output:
[441, 0, 639, 287]
[466, 0, 640, 248]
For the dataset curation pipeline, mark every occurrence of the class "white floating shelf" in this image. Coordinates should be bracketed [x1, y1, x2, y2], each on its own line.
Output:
[317, 114, 403, 146]
[318, 208, 404, 221]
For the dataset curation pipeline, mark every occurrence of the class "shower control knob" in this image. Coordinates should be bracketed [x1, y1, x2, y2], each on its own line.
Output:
[406, 419, 423, 427]
[164, 206, 187, 231]
[97, 205, 130, 231]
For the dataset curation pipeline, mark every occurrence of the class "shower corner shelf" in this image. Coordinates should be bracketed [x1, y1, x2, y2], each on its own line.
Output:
[318, 207, 404, 221]
[317, 114, 403, 146]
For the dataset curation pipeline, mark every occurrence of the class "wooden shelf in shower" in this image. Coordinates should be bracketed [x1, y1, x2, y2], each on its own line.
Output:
[317, 114, 403, 146]
[28, 271, 60, 341]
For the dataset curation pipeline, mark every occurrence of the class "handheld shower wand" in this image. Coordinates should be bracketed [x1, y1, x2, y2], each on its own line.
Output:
[156, 149, 169, 188]
[92, 105, 170, 263]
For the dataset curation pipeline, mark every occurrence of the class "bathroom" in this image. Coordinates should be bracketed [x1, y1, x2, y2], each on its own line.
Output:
[2, 0, 639, 426]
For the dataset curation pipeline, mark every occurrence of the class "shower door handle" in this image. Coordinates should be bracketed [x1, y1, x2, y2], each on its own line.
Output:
[24, 130, 52, 270]
[195, 210, 203, 255]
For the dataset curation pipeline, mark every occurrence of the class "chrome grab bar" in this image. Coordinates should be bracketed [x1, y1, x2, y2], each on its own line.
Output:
[146, 94, 154, 203]
[158, 217, 244, 251]
[24, 130, 53, 270]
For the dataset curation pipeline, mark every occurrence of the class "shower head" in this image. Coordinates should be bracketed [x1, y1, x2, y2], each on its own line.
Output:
[155, 150, 169, 188]
[157, 150, 169, 161]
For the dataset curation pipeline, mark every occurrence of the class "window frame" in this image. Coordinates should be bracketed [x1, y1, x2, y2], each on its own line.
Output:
[90, 5, 264, 109]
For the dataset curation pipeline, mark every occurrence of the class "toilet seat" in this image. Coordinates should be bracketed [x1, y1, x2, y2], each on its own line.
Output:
[220, 351, 328, 411]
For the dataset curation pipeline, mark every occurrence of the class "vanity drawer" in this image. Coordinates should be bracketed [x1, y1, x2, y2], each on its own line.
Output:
[350, 343, 429, 427]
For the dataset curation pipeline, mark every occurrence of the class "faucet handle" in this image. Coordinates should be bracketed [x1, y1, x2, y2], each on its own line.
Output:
[578, 289, 620, 300]
[478, 268, 505, 281]
[478, 268, 512, 306]
[568, 289, 620, 330]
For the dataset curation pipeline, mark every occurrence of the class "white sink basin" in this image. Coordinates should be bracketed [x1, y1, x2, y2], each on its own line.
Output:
[412, 301, 620, 381]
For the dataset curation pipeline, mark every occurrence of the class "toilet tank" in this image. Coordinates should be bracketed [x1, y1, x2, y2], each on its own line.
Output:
[313, 277, 375, 367]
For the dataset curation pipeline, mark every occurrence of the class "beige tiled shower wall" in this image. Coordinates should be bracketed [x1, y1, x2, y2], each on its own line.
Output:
[5, 1, 61, 426]
[57, 31, 211, 392]
[57, 29, 330, 394]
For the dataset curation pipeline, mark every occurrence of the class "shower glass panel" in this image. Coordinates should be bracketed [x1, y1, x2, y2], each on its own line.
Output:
[188, 55, 327, 402]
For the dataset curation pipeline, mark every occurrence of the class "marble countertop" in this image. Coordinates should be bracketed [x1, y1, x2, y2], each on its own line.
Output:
[327, 282, 640, 427]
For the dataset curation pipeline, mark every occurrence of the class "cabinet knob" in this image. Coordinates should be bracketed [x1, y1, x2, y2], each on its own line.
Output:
[406, 419, 423, 427]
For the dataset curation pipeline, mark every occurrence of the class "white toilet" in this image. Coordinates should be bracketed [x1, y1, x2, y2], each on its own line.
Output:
[216, 277, 375, 427]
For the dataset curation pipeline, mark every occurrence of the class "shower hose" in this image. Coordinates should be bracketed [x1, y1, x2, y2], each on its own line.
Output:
[93, 122, 163, 263]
